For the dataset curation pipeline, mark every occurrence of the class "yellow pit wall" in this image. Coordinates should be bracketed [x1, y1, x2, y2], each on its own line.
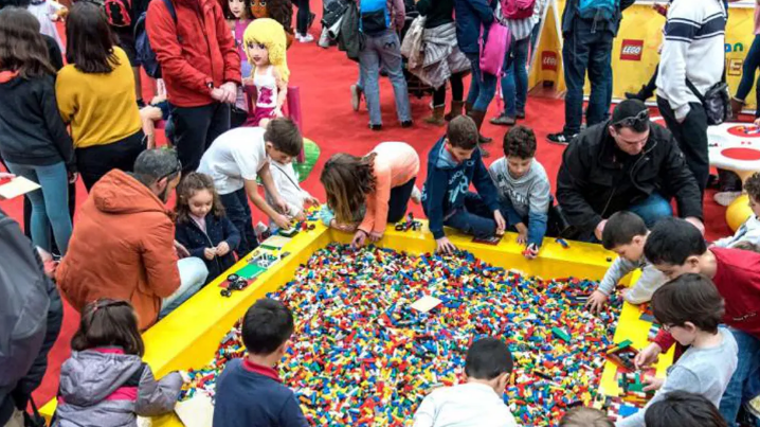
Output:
[41, 220, 673, 425]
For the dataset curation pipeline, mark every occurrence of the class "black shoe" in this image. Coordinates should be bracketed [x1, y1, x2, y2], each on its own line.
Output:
[516, 110, 526, 119]
[625, 85, 654, 101]
[136, 98, 146, 108]
[401, 120, 413, 128]
[547, 132, 577, 145]
[370, 124, 382, 131]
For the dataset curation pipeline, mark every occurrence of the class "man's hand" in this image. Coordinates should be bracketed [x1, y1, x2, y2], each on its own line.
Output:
[436, 237, 457, 254]
[494, 210, 506, 235]
[174, 240, 190, 258]
[351, 230, 367, 249]
[216, 241, 230, 256]
[203, 247, 216, 260]
[210, 88, 227, 103]
[273, 213, 293, 230]
[635, 343, 663, 369]
[594, 219, 608, 241]
[523, 243, 539, 260]
[642, 376, 664, 392]
[515, 222, 528, 245]
[585, 290, 609, 314]
[219, 82, 237, 104]
[684, 216, 705, 235]
[369, 231, 383, 242]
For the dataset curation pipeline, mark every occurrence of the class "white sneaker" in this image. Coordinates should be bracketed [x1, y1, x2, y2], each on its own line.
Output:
[714, 191, 742, 207]
[318, 29, 330, 48]
[411, 186, 422, 204]
[298, 33, 314, 43]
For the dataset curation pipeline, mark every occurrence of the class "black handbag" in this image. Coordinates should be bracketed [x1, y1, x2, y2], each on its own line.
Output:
[686, 76, 732, 126]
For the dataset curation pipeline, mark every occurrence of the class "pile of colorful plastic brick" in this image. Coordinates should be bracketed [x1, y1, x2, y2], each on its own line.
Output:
[180, 244, 623, 426]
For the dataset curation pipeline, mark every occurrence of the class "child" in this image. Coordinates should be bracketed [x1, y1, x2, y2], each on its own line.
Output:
[213, 298, 308, 427]
[243, 18, 289, 128]
[586, 211, 667, 313]
[320, 141, 420, 248]
[637, 217, 760, 426]
[488, 125, 550, 259]
[412, 337, 518, 427]
[318, 202, 366, 232]
[265, 159, 318, 229]
[175, 172, 241, 284]
[644, 391, 729, 427]
[53, 299, 183, 426]
[0, 7, 75, 255]
[421, 116, 506, 254]
[198, 118, 303, 255]
[559, 407, 613, 427]
[617, 274, 738, 427]
[712, 172, 760, 249]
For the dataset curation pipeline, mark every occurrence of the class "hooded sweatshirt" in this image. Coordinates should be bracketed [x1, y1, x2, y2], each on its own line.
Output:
[54, 347, 183, 427]
[422, 136, 500, 239]
[56, 170, 181, 330]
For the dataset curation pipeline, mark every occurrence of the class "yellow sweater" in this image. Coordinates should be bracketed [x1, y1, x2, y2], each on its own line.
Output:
[56, 47, 142, 148]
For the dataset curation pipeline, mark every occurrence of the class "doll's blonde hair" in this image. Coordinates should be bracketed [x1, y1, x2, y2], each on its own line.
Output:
[243, 18, 290, 83]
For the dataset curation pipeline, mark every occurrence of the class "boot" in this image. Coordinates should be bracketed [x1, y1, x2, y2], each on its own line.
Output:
[424, 105, 446, 126]
[464, 101, 473, 116]
[731, 97, 745, 120]
[444, 100, 465, 121]
[467, 109, 492, 144]
[624, 84, 654, 101]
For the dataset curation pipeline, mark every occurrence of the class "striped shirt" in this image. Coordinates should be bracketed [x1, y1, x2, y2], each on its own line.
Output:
[500, 0, 548, 40]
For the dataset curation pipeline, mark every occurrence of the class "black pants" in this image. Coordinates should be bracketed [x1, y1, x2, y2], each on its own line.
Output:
[76, 130, 146, 191]
[294, 0, 311, 35]
[432, 72, 465, 107]
[387, 178, 416, 223]
[657, 96, 709, 195]
[170, 102, 231, 173]
[220, 187, 258, 257]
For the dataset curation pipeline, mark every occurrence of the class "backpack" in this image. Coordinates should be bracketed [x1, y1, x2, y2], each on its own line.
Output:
[338, 1, 365, 62]
[502, 0, 536, 20]
[134, 0, 177, 79]
[104, 0, 132, 27]
[578, 0, 618, 21]
[360, 0, 390, 36]
[479, 22, 510, 77]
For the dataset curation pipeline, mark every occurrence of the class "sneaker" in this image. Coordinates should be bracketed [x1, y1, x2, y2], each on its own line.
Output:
[370, 124, 382, 131]
[350, 84, 362, 111]
[411, 186, 422, 204]
[516, 110, 526, 119]
[714, 191, 742, 207]
[547, 132, 577, 145]
[298, 33, 314, 43]
[400, 120, 413, 128]
[490, 114, 516, 126]
[318, 28, 330, 48]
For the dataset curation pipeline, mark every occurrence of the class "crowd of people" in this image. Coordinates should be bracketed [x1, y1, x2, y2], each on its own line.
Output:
[1, 0, 760, 425]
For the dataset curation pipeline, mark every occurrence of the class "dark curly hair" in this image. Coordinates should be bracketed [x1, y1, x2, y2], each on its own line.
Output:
[503, 125, 537, 159]
[744, 172, 760, 202]
[175, 172, 226, 224]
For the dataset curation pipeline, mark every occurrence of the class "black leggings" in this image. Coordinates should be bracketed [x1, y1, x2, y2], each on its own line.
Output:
[387, 177, 416, 223]
[294, 0, 311, 35]
[433, 72, 465, 107]
[76, 130, 146, 191]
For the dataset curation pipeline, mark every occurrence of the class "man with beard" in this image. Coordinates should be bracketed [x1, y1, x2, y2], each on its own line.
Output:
[56, 149, 208, 331]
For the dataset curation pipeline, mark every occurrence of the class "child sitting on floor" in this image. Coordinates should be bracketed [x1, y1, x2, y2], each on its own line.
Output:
[712, 172, 760, 249]
[53, 299, 183, 427]
[412, 337, 518, 427]
[559, 407, 613, 427]
[617, 274, 738, 427]
[175, 172, 241, 283]
[644, 391, 729, 427]
[265, 159, 319, 230]
[586, 211, 667, 313]
[421, 116, 506, 254]
[488, 125, 551, 259]
[213, 298, 308, 427]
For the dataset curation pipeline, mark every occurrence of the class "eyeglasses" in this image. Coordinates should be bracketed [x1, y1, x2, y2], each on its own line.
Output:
[612, 109, 649, 128]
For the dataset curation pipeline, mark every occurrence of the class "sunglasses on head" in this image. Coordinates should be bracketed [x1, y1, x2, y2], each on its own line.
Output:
[159, 157, 182, 182]
[612, 109, 649, 128]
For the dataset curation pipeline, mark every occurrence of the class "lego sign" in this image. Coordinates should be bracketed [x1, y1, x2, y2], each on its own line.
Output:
[620, 40, 644, 61]
[541, 51, 558, 71]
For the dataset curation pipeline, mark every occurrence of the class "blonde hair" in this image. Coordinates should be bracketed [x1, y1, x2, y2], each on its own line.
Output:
[243, 18, 289, 83]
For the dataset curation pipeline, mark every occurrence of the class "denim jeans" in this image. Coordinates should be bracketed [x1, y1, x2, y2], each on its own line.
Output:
[5, 161, 73, 254]
[359, 30, 411, 125]
[562, 21, 614, 135]
[736, 35, 760, 113]
[158, 257, 208, 319]
[628, 192, 673, 228]
[719, 328, 760, 427]
[465, 52, 498, 112]
[220, 187, 258, 256]
[443, 192, 498, 238]
[500, 37, 530, 117]
[657, 97, 710, 195]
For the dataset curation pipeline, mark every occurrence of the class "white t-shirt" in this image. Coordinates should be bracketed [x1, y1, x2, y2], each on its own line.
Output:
[413, 383, 519, 427]
[198, 127, 268, 195]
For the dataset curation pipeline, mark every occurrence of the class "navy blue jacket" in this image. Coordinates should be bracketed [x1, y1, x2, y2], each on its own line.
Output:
[454, 0, 495, 54]
[175, 214, 240, 284]
[561, 0, 636, 37]
[213, 358, 308, 427]
[421, 136, 501, 239]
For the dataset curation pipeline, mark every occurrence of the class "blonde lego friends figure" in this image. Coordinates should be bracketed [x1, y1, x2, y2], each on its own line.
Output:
[243, 18, 290, 128]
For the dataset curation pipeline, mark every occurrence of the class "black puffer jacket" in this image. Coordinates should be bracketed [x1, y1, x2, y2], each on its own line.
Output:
[556, 121, 703, 235]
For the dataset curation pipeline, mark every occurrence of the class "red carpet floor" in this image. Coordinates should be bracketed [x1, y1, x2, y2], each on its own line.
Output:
[0, 14, 733, 407]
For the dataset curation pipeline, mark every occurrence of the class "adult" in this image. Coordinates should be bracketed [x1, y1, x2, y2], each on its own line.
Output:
[357, 0, 412, 130]
[731, 0, 760, 119]
[455, 0, 496, 143]
[656, 0, 726, 194]
[57, 150, 208, 331]
[547, 0, 636, 145]
[0, 209, 62, 427]
[56, 2, 145, 191]
[147, 0, 241, 173]
[556, 100, 704, 242]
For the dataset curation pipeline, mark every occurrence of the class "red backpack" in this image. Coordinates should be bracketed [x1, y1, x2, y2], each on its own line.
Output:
[502, 0, 536, 20]
[105, 0, 132, 27]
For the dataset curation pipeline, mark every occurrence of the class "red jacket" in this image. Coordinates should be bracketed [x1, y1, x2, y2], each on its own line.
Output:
[653, 247, 760, 351]
[146, 0, 241, 107]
